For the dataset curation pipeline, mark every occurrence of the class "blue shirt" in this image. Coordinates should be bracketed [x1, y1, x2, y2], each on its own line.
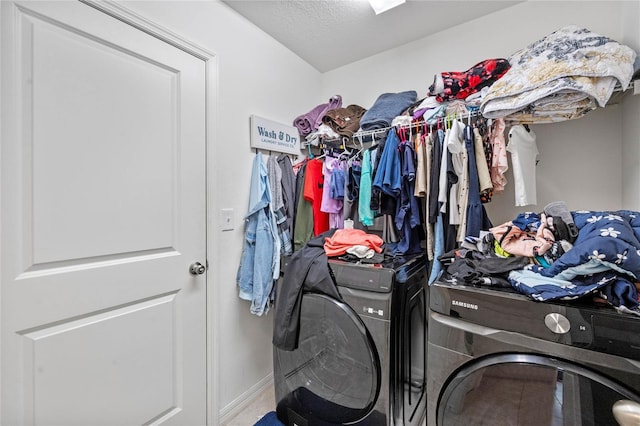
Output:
[373, 130, 402, 197]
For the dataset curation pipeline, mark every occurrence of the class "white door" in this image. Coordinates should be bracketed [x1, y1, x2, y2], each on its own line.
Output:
[1, 1, 207, 425]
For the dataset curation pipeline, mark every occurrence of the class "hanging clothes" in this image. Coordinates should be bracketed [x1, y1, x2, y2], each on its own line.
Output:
[343, 156, 361, 226]
[464, 124, 493, 238]
[358, 149, 375, 227]
[372, 129, 402, 197]
[267, 155, 291, 256]
[292, 162, 314, 252]
[489, 118, 508, 194]
[237, 152, 279, 316]
[446, 119, 467, 235]
[437, 124, 451, 214]
[304, 158, 330, 236]
[287, 98, 512, 269]
[428, 129, 445, 269]
[320, 156, 343, 229]
[277, 154, 296, 237]
[507, 124, 539, 207]
[472, 125, 493, 196]
[414, 130, 428, 198]
[394, 138, 423, 255]
[414, 130, 432, 257]
[441, 125, 459, 254]
[429, 212, 446, 285]
[424, 131, 435, 260]
[428, 128, 443, 226]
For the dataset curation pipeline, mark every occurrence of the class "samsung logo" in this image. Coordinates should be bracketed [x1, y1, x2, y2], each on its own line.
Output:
[452, 300, 478, 310]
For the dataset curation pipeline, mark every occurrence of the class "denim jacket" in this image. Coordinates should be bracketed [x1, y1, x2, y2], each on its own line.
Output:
[237, 153, 279, 316]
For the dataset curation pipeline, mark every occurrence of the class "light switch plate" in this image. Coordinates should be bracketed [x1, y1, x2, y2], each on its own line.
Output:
[220, 208, 234, 231]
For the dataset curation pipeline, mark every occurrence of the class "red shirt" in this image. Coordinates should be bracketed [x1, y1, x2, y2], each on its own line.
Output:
[303, 158, 330, 236]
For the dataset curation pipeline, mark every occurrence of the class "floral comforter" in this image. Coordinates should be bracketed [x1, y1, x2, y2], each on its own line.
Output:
[509, 210, 640, 313]
[480, 25, 637, 123]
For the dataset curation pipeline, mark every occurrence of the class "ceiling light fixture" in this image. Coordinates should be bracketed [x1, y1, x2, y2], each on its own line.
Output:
[368, 0, 406, 15]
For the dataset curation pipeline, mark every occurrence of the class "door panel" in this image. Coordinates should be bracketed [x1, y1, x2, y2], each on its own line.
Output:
[23, 294, 177, 425]
[1, 1, 207, 424]
[29, 10, 177, 264]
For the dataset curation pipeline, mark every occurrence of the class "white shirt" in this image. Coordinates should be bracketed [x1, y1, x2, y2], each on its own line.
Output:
[507, 124, 539, 206]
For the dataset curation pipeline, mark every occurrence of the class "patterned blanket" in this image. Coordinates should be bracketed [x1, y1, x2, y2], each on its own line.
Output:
[481, 25, 637, 123]
[510, 210, 640, 312]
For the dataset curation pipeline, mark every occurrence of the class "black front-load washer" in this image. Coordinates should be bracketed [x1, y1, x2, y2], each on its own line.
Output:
[427, 281, 640, 426]
[273, 254, 428, 426]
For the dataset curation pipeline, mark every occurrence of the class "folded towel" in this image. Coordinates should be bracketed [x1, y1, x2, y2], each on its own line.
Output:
[293, 95, 342, 137]
[360, 90, 417, 131]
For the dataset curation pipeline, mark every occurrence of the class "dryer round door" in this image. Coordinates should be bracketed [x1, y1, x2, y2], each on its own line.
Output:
[437, 353, 640, 426]
[274, 292, 381, 425]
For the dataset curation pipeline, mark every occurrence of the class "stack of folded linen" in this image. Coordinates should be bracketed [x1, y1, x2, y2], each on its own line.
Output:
[480, 25, 637, 123]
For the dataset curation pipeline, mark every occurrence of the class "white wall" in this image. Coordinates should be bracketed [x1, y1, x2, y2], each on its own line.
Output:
[118, 0, 322, 420]
[321, 1, 638, 224]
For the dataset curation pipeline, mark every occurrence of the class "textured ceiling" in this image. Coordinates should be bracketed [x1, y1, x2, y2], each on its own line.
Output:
[222, 0, 524, 72]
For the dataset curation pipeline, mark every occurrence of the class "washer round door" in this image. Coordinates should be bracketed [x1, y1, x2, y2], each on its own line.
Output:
[274, 292, 381, 425]
[437, 353, 640, 426]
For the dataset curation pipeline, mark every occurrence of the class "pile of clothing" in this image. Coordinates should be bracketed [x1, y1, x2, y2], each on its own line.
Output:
[480, 25, 638, 123]
[428, 58, 511, 103]
[439, 201, 640, 316]
[323, 228, 385, 262]
[293, 95, 368, 146]
[292, 91, 420, 146]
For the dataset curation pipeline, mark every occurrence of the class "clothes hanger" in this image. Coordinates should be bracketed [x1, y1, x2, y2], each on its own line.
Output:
[349, 134, 365, 163]
[338, 141, 352, 161]
[315, 147, 327, 160]
[396, 126, 405, 142]
[444, 114, 452, 130]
